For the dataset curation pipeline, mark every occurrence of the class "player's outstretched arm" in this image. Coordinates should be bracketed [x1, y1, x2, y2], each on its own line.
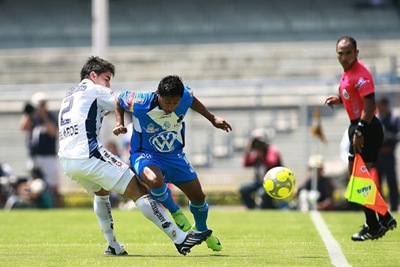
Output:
[324, 95, 342, 109]
[113, 94, 127, 136]
[190, 96, 232, 133]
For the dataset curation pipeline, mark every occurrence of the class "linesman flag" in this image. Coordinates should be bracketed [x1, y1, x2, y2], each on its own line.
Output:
[345, 154, 388, 215]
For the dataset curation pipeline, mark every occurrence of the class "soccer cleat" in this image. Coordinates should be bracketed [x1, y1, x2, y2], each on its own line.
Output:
[104, 245, 128, 256]
[381, 216, 397, 231]
[205, 234, 222, 251]
[193, 225, 222, 251]
[172, 209, 191, 232]
[175, 229, 212, 256]
[380, 216, 397, 235]
[351, 224, 386, 241]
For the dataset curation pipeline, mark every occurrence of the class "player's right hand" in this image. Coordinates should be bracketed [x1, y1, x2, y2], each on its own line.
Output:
[113, 125, 127, 135]
[324, 95, 341, 109]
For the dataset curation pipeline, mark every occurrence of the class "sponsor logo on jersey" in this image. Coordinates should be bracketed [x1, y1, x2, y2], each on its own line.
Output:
[59, 124, 79, 140]
[150, 131, 178, 152]
[125, 92, 135, 106]
[160, 113, 171, 119]
[356, 77, 368, 89]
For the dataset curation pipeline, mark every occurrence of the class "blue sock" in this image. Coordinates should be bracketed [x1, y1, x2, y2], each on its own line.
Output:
[190, 201, 209, 231]
[150, 184, 179, 213]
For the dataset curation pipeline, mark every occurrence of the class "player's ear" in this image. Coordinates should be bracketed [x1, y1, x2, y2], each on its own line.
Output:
[89, 71, 97, 81]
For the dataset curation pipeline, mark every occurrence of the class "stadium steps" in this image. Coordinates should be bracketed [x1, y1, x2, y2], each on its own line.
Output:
[1, 39, 399, 85]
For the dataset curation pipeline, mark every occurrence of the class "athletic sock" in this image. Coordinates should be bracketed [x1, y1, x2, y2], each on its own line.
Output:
[363, 206, 379, 230]
[378, 210, 393, 223]
[135, 194, 186, 244]
[93, 195, 122, 251]
[190, 201, 209, 231]
[150, 183, 179, 213]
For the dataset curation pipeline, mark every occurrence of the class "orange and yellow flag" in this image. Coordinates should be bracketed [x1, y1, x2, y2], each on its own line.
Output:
[344, 154, 388, 215]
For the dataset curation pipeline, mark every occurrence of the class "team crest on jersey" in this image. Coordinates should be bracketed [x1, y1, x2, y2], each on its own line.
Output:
[356, 77, 368, 89]
[342, 89, 349, 100]
[145, 124, 159, 133]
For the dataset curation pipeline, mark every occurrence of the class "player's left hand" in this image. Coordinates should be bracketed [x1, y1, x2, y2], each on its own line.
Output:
[352, 134, 364, 154]
[213, 116, 232, 132]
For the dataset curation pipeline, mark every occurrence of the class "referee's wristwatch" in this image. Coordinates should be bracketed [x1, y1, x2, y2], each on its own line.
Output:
[355, 130, 363, 137]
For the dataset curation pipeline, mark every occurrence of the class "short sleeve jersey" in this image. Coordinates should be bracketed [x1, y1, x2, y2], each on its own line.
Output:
[339, 60, 375, 121]
[118, 86, 194, 155]
[30, 111, 58, 156]
[58, 79, 116, 159]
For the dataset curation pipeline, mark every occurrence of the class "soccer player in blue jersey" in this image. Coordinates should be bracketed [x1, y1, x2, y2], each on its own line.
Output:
[58, 57, 211, 256]
[113, 75, 232, 251]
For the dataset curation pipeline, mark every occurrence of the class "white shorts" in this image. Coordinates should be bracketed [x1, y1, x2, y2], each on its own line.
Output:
[59, 147, 133, 195]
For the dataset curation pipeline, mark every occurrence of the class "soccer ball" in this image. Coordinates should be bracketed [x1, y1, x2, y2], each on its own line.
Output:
[263, 166, 295, 199]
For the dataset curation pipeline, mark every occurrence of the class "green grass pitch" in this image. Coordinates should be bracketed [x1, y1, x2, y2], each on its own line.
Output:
[0, 209, 398, 267]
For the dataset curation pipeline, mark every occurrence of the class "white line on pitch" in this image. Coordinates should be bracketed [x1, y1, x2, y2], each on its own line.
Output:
[310, 211, 352, 267]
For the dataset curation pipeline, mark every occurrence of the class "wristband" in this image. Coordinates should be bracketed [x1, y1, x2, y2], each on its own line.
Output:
[356, 119, 368, 134]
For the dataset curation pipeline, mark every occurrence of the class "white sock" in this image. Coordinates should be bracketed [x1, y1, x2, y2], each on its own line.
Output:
[93, 195, 122, 252]
[135, 194, 186, 244]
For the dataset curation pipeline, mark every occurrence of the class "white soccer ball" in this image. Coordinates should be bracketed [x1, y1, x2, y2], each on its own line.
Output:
[263, 166, 295, 199]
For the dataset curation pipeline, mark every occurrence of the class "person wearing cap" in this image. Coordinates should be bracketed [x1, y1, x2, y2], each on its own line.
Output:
[373, 96, 400, 212]
[240, 128, 283, 209]
[296, 155, 336, 211]
[20, 91, 61, 208]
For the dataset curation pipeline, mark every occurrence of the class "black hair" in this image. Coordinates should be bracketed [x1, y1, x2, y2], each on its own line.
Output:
[157, 75, 184, 98]
[336, 36, 357, 50]
[80, 56, 115, 81]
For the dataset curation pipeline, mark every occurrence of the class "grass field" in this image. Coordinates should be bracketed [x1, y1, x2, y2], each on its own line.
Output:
[0, 208, 398, 267]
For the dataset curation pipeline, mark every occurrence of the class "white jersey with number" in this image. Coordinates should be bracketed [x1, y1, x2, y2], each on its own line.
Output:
[58, 79, 115, 159]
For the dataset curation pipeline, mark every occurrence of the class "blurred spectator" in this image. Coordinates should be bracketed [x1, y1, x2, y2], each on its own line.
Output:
[373, 96, 400, 211]
[0, 162, 15, 208]
[296, 155, 336, 211]
[3, 176, 52, 210]
[239, 128, 283, 209]
[20, 92, 61, 207]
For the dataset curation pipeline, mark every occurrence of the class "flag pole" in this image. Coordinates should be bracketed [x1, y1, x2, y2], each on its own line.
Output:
[309, 107, 327, 211]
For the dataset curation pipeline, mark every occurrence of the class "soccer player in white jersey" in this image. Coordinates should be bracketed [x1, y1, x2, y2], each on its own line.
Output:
[113, 75, 232, 252]
[58, 56, 211, 256]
